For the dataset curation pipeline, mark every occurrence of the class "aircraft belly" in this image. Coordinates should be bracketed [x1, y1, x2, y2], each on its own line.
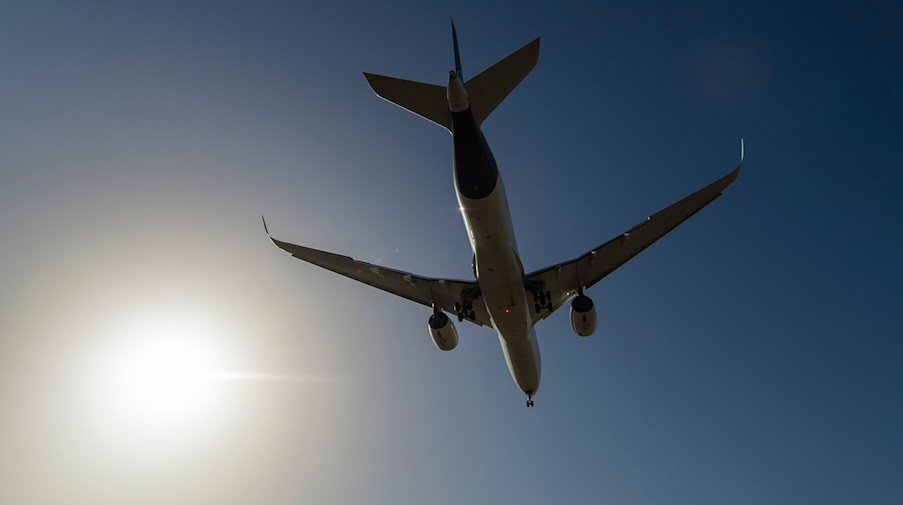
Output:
[460, 179, 525, 319]
[458, 177, 518, 257]
[491, 278, 540, 395]
[498, 328, 541, 395]
[458, 176, 541, 396]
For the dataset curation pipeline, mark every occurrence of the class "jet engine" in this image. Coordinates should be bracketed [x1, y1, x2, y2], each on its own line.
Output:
[428, 311, 459, 351]
[570, 294, 596, 337]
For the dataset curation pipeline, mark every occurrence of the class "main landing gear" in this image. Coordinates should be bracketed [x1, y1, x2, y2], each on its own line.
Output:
[526, 393, 535, 408]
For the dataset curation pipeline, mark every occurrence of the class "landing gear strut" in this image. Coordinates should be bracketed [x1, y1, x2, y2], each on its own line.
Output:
[526, 393, 534, 408]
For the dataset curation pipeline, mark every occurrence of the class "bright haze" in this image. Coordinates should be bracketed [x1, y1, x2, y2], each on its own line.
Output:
[0, 2, 900, 504]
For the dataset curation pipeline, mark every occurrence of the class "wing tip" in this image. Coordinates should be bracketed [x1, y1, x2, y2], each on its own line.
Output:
[734, 138, 745, 175]
[715, 139, 745, 193]
[261, 215, 286, 249]
[727, 138, 745, 178]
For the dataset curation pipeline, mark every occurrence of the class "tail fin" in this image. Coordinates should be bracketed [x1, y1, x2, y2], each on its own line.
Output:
[362, 22, 462, 131]
[465, 37, 540, 126]
[452, 20, 463, 80]
[363, 27, 540, 130]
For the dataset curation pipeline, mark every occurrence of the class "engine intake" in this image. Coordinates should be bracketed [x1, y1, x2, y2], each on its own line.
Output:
[428, 311, 459, 351]
[570, 294, 597, 337]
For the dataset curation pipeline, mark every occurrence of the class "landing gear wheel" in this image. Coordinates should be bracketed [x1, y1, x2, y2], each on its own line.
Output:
[526, 394, 534, 408]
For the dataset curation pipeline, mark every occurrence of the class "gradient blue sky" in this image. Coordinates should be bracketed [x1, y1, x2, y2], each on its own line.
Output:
[1, 1, 901, 504]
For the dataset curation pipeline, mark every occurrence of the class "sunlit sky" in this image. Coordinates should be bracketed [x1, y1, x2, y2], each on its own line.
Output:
[1, 1, 901, 504]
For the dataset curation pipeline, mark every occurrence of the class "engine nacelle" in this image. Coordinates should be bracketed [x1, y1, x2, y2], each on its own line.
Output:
[570, 294, 597, 337]
[428, 311, 459, 351]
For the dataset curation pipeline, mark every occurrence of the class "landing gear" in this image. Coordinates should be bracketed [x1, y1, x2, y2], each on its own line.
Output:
[526, 393, 535, 408]
[530, 288, 553, 314]
[453, 300, 476, 323]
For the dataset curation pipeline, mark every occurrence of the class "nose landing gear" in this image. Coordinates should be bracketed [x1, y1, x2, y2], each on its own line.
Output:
[526, 393, 534, 408]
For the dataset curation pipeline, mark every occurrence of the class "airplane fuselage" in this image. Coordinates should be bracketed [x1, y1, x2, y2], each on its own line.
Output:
[450, 77, 541, 397]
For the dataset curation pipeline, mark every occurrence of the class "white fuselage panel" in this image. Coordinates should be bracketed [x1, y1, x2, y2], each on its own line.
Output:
[457, 175, 541, 395]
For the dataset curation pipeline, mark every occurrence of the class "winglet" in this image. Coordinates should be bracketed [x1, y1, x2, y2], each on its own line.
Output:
[261, 216, 298, 253]
[733, 138, 745, 179]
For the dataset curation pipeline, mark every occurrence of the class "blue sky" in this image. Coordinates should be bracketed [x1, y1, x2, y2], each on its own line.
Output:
[0, 1, 900, 504]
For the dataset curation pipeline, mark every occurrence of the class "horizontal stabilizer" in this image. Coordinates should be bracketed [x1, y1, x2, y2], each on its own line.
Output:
[363, 73, 451, 130]
[465, 37, 540, 126]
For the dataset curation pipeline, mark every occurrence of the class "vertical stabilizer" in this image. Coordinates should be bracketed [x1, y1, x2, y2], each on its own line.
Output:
[451, 20, 463, 80]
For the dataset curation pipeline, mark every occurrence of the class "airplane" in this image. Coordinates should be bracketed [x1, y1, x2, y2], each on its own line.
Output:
[264, 23, 742, 407]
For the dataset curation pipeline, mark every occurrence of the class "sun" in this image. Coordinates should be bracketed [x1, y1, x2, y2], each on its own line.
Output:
[99, 312, 229, 436]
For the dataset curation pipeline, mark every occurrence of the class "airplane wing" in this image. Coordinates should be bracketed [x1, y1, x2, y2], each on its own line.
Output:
[263, 220, 492, 327]
[524, 148, 744, 324]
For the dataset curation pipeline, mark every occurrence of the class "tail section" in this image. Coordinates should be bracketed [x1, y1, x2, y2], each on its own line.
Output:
[363, 25, 540, 130]
[452, 20, 463, 80]
[363, 73, 451, 129]
[465, 37, 540, 126]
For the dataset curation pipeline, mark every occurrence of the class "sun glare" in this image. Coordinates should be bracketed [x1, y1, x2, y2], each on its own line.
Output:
[99, 313, 228, 436]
